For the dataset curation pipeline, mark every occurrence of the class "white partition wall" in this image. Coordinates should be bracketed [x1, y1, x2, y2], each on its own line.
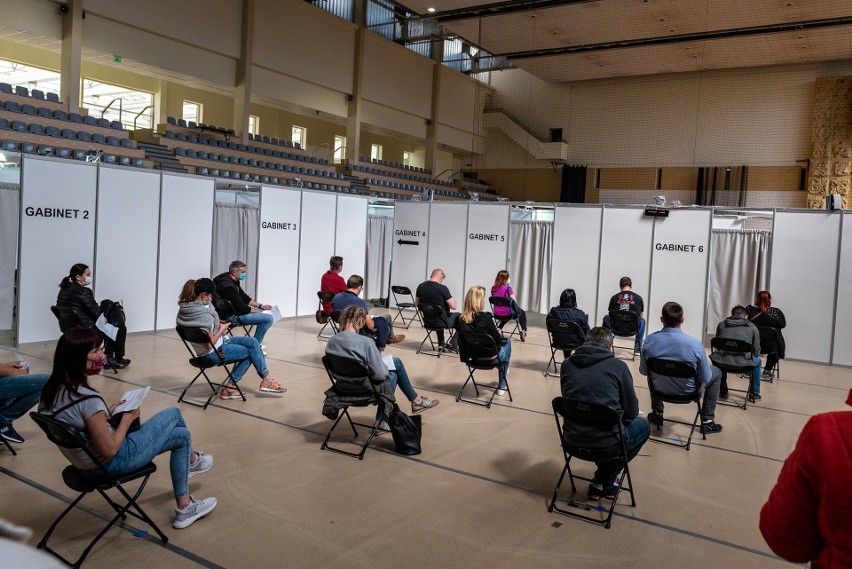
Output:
[771, 210, 841, 364]
[296, 191, 337, 316]
[597, 207, 654, 327]
[833, 213, 852, 366]
[464, 203, 511, 296]
[647, 208, 712, 338]
[391, 201, 430, 303]
[95, 166, 161, 332]
[335, 195, 368, 284]
[155, 174, 214, 330]
[551, 205, 603, 323]
[427, 202, 469, 302]
[257, 186, 302, 317]
[17, 157, 97, 343]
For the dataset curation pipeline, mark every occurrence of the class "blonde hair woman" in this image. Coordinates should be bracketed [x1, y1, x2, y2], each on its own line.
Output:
[456, 286, 512, 395]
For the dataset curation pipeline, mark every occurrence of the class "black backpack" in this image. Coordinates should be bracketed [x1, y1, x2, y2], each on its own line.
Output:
[99, 299, 126, 327]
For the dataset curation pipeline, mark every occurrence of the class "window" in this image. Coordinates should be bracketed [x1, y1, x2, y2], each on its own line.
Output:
[81, 79, 154, 130]
[182, 100, 202, 124]
[292, 125, 306, 149]
[371, 144, 383, 161]
[403, 151, 411, 167]
[248, 115, 259, 136]
[333, 135, 346, 164]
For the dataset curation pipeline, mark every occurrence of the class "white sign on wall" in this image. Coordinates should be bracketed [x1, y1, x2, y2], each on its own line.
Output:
[257, 186, 302, 317]
[391, 201, 430, 305]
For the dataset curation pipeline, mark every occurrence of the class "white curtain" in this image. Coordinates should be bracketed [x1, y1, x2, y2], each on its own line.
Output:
[509, 220, 553, 314]
[212, 203, 260, 298]
[365, 215, 393, 300]
[707, 229, 771, 333]
[0, 183, 19, 329]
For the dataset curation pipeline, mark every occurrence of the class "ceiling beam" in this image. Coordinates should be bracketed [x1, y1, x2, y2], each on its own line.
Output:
[429, 0, 598, 22]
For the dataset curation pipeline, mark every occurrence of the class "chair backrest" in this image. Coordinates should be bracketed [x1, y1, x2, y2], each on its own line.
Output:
[608, 310, 639, 336]
[457, 331, 500, 363]
[321, 354, 378, 397]
[552, 396, 622, 430]
[419, 303, 447, 329]
[710, 336, 753, 355]
[30, 411, 86, 451]
[51, 305, 78, 332]
[488, 295, 511, 309]
[317, 290, 335, 303]
[175, 325, 211, 346]
[646, 357, 700, 400]
[646, 357, 696, 378]
[756, 326, 780, 354]
[546, 318, 586, 350]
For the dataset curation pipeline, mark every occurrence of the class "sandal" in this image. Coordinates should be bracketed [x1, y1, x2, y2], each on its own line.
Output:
[220, 387, 242, 400]
[259, 379, 287, 393]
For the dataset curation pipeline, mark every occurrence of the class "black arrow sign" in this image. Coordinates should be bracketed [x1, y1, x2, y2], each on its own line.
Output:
[398, 239, 419, 246]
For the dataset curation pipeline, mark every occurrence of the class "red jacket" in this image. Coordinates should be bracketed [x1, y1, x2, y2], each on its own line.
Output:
[760, 389, 852, 568]
[320, 271, 346, 315]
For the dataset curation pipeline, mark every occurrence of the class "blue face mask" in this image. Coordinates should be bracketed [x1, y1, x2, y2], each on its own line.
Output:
[238, 273, 246, 281]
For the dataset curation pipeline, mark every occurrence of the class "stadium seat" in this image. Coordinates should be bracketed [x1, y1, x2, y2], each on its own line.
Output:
[15, 86, 29, 97]
[46, 92, 60, 103]
[31, 88, 45, 100]
[77, 131, 91, 142]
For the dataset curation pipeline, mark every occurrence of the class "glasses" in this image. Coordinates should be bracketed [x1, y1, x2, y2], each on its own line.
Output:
[440, 272, 446, 279]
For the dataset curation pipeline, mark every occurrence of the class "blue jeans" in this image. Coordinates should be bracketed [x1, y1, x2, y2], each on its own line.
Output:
[106, 407, 193, 499]
[202, 336, 269, 382]
[0, 373, 49, 426]
[232, 311, 274, 343]
[594, 417, 651, 487]
[497, 340, 512, 388]
[369, 315, 393, 350]
[377, 356, 418, 419]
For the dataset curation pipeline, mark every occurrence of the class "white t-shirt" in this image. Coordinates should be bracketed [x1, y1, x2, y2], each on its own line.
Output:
[38, 386, 112, 471]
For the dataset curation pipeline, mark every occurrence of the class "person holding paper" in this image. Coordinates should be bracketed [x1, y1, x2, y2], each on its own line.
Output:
[177, 278, 286, 397]
[213, 260, 274, 351]
[56, 263, 129, 369]
[39, 327, 217, 529]
[325, 306, 438, 427]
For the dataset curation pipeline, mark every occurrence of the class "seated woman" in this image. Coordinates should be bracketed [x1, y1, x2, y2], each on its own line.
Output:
[176, 278, 285, 398]
[491, 270, 528, 341]
[326, 306, 438, 424]
[456, 286, 512, 395]
[547, 288, 591, 359]
[746, 290, 786, 379]
[56, 263, 129, 369]
[38, 327, 216, 529]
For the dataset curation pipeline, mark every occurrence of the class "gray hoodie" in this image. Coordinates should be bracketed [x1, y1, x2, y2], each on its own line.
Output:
[711, 316, 760, 367]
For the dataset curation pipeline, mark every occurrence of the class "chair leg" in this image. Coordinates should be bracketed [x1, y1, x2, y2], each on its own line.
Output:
[2, 437, 17, 455]
[543, 348, 558, 377]
[547, 462, 571, 513]
[321, 409, 381, 459]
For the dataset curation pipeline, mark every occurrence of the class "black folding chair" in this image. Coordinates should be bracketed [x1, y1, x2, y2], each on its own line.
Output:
[543, 318, 586, 377]
[757, 326, 782, 381]
[456, 331, 511, 408]
[320, 354, 389, 460]
[548, 397, 636, 529]
[175, 326, 247, 409]
[50, 306, 118, 375]
[607, 310, 640, 361]
[645, 358, 704, 451]
[488, 296, 521, 338]
[29, 411, 169, 568]
[0, 432, 15, 455]
[214, 298, 254, 336]
[390, 286, 422, 329]
[316, 291, 339, 339]
[710, 337, 758, 409]
[416, 303, 455, 357]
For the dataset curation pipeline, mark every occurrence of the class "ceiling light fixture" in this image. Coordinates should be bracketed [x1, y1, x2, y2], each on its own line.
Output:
[427, 7, 435, 12]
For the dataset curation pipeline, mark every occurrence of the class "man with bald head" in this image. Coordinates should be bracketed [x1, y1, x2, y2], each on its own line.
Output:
[416, 268, 459, 351]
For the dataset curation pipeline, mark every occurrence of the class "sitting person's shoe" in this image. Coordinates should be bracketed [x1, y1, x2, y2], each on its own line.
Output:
[762, 369, 774, 380]
[604, 483, 620, 500]
[387, 334, 405, 344]
[411, 396, 439, 413]
[588, 482, 605, 501]
[107, 357, 127, 369]
[188, 450, 214, 478]
[118, 358, 131, 366]
[0, 424, 24, 444]
[495, 388, 507, 396]
[751, 393, 762, 401]
[701, 420, 723, 434]
[647, 411, 664, 427]
[519, 329, 527, 342]
[259, 379, 287, 393]
[173, 496, 217, 529]
[719, 389, 729, 399]
[261, 343, 268, 356]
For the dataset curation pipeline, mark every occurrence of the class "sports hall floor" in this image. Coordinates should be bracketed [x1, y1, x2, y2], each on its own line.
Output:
[1, 312, 848, 568]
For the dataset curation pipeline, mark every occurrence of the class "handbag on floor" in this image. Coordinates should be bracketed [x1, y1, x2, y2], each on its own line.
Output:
[388, 404, 422, 456]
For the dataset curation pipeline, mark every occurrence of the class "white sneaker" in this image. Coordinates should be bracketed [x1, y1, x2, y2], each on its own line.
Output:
[495, 389, 506, 396]
[173, 496, 217, 529]
[188, 450, 213, 478]
[261, 343, 268, 356]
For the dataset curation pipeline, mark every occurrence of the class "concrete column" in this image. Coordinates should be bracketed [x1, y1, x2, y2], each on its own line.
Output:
[424, 40, 443, 174]
[234, 0, 255, 138]
[345, 2, 368, 165]
[60, 0, 83, 113]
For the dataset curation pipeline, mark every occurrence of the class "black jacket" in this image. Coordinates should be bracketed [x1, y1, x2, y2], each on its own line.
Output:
[560, 345, 639, 448]
[455, 312, 502, 346]
[213, 272, 253, 316]
[56, 282, 100, 328]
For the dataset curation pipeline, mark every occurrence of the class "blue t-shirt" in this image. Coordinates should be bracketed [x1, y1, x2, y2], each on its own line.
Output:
[331, 290, 370, 315]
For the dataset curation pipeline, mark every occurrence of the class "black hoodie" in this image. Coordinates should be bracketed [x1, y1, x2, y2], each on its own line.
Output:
[559, 345, 640, 448]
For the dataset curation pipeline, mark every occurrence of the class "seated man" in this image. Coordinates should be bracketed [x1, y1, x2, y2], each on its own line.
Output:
[320, 255, 346, 316]
[711, 305, 762, 400]
[560, 327, 650, 500]
[415, 268, 459, 351]
[213, 260, 274, 350]
[639, 301, 724, 434]
[0, 361, 49, 444]
[602, 276, 645, 354]
[331, 275, 404, 350]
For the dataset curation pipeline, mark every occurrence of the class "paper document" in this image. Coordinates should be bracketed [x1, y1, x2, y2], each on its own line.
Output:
[382, 355, 396, 371]
[265, 305, 283, 322]
[113, 386, 151, 414]
[95, 313, 119, 341]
